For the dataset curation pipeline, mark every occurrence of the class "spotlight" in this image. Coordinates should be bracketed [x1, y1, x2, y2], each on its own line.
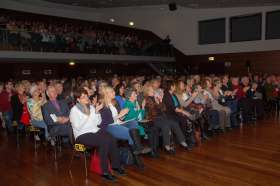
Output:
[69, 61, 75, 66]
[129, 21, 134, 26]
[208, 57, 215, 61]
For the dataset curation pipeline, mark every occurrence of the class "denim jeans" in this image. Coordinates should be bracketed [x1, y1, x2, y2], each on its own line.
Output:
[106, 120, 138, 145]
[2, 111, 13, 132]
[226, 100, 238, 113]
[31, 119, 49, 139]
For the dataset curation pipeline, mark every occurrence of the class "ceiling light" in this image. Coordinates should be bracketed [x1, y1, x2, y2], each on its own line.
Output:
[129, 21, 134, 26]
[109, 18, 115, 22]
[69, 61, 76, 66]
[208, 57, 215, 61]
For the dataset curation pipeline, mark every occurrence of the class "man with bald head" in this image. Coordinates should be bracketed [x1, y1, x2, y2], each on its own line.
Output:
[42, 85, 72, 145]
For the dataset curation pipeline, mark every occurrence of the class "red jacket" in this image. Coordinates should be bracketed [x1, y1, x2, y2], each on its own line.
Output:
[0, 90, 12, 112]
[232, 85, 246, 100]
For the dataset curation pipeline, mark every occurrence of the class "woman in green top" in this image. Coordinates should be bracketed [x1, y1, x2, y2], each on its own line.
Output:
[124, 88, 160, 157]
[123, 88, 145, 134]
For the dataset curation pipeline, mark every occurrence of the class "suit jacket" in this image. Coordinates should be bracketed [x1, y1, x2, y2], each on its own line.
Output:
[42, 99, 70, 126]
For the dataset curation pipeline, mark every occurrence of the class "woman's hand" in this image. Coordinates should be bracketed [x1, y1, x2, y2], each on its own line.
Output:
[141, 99, 146, 109]
[118, 108, 129, 119]
[181, 110, 191, 117]
[95, 103, 104, 113]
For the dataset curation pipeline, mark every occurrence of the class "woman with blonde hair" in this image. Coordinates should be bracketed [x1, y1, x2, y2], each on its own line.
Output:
[99, 86, 150, 155]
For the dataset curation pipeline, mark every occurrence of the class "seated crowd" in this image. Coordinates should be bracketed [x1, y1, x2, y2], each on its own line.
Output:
[0, 73, 279, 181]
[0, 12, 171, 56]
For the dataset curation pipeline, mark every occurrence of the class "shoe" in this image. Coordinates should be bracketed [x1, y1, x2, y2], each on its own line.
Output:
[34, 135, 40, 141]
[149, 151, 159, 158]
[102, 173, 117, 182]
[202, 135, 210, 141]
[181, 144, 192, 151]
[112, 168, 126, 176]
[129, 129, 151, 155]
[164, 147, 176, 155]
[133, 154, 145, 170]
[226, 127, 232, 132]
[50, 138, 55, 146]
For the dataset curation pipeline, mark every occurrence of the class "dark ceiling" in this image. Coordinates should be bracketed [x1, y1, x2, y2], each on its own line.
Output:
[44, 0, 280, 8]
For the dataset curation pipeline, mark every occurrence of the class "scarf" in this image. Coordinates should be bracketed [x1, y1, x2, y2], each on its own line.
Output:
[76, 103, 90, 115]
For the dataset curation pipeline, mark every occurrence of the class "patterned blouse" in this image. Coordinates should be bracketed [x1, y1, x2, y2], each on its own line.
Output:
[27, 98, 45, 121]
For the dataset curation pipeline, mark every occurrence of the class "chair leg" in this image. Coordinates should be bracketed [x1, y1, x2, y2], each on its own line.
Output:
[83, 152, 88, 178]
[16, 127, 20, 147]
[58, 137, 62, 152]
[68, 150, 75, 173]
[34, 131, 39, 153]
[54, 139, 57, 161]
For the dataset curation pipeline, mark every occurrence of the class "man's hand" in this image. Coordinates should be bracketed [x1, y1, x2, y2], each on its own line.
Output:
[57, 117, 69, 124]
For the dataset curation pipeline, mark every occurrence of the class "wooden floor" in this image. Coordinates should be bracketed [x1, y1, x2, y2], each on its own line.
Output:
[1, 118, 280, 186]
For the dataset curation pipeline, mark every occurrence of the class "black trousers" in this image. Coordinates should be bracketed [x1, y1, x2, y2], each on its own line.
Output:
[239, 98, 264, 122]
[140, 122, 159, 153]
[76, 131, 121, 174]
[154, 115, 185, 146]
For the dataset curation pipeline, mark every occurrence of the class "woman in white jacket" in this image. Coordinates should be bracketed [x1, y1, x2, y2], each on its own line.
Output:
[70, 88, 125, 182]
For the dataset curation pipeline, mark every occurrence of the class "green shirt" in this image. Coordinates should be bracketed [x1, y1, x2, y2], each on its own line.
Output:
[123, 100, 145, 121]
[123, 100, 145, 136]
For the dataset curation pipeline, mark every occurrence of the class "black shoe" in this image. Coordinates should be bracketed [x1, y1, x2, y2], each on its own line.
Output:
[149, 151, 159, 158]
[164, 147, 176, 155]
[102, 173, 117, 182]
[226, 127, 232, 132]
[112, 168, 126, 176]
[133, 147, 152, 155]
[181, 145, 192, 151]
[202, 135, 210, 141]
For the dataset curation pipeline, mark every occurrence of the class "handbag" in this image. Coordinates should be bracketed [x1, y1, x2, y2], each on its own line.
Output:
[90, 150, 112, 175]
[20, 103, 31, 126]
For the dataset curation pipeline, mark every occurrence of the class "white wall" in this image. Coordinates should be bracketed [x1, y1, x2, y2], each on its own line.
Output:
[100, 5, 280, 55]
[1, 0, 280, 55]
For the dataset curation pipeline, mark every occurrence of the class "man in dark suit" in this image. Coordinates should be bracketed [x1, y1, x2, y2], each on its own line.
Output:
[42, 85, 72, 145]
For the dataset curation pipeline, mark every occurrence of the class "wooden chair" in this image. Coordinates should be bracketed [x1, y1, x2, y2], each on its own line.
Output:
[68, 143, 89, 179]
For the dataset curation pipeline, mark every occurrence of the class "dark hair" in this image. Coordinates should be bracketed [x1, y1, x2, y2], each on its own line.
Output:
[89, 92, 99, 102]
[73, 88, 88, 101]
[114, 83, 125, 97]
[163, 80, 175, 91]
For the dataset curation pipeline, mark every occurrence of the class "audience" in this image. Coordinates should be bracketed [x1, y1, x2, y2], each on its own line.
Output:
[0, 11, 171, 56]
[1, 72, 278, 180]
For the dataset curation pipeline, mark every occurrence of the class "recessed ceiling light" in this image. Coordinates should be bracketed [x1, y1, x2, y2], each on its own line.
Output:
[109, 18, 115, 22]
[129, 21, 134, 26]
[208, 57, 215, 61]
[69, 61, 76, 66]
